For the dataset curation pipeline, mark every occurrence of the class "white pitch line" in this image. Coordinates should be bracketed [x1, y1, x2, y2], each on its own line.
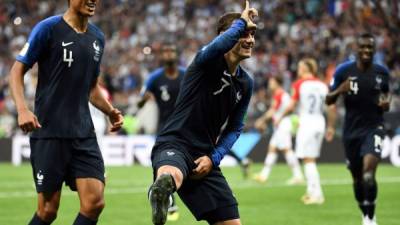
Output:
[0, 177, 399, 199]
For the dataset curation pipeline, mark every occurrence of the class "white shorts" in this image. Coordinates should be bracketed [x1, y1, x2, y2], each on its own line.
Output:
[295, 116, 325, 159]
[270, 117, 292, 150]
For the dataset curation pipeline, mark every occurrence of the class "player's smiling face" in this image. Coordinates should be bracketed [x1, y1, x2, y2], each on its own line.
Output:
[357, 37, 375, 64]
[232, 29, 256, 59]
[70, 0, 98, 17]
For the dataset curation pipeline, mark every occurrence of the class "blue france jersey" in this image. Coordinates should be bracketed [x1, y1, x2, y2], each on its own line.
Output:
[16, 15, 105, 138]
[330, 61, 390, 138]
[156, 19, 253, 165]
[143, 67, 185, 132]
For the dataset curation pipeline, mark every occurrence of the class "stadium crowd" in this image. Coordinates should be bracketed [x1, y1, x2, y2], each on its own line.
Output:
[0, 0, 399, 137]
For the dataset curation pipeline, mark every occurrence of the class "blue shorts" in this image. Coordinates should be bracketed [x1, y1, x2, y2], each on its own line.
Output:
[30, 138, 105, 193]
[151, 142, 239, 223]
[343, 127, 385, 171]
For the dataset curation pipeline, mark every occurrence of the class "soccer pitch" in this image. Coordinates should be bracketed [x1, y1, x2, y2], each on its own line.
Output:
[0, 164, 399, 225]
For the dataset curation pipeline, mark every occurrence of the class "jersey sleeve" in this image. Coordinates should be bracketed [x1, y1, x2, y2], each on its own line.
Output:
[291, 80, 302, 101]
[211, 76, 253, 167]
[16, 20, 52, 68]
[194, 19, 247, 66]
[140, 70, 161, 96]
[95, 32, 106, 78]
[329, 63, 348, 91]
[273, 91, 283, 110]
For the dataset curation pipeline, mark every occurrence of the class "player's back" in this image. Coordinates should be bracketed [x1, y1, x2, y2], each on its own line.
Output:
[293, 77, 328, 120]
[331, 61, 390, 138]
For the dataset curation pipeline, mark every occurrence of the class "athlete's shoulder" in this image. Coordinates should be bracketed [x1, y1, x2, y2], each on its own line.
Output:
[178, 66, 186, 75]
[373, 63, 390, 76]
[335, 60, 356, 74]
[88, 23, 105, 43]
[30, 15, 62, 37]
[239, 67, 254, 87]
[36, 15, 63, 30]
[147, 67, 164, 83]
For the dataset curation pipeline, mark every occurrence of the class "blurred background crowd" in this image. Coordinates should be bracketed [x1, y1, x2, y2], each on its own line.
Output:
[0, 0, 399, 137]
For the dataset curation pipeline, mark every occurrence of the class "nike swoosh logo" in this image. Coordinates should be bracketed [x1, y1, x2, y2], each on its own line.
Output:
[62, 41, 74, 47]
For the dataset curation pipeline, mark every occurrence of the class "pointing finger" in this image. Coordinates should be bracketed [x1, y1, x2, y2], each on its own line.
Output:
[244, 0, 249, 11]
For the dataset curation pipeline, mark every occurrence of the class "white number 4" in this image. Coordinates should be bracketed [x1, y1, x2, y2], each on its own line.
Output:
[349, 81, 359, 95]
[63, 48, 74, 67]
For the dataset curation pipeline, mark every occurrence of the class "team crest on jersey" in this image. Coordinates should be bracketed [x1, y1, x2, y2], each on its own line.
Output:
[93, 40, 101, 61]
[236, 91, 242, 103]
[375, 75, 382, 90]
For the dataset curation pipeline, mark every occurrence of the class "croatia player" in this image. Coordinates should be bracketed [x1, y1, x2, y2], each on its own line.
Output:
[276, 58, 328, 205]
[254, 76, 303, 185]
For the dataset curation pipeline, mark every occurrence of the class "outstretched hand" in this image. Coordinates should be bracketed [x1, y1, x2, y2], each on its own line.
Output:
[108, 108, 124, 132]
[241, 0, 258, 30]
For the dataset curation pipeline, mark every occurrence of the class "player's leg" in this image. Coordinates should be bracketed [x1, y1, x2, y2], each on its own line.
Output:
[282, 148, 303, 185]
[348, 162, 367, 221]
[28, 139, 66, 225]
[150, 145, 191, 225]
[68, 138, 106, 225]
[302, 157, 323, 204]
[276, 117, 303, 184]
[254, 144, 277, 183]
[29, 192, 61, 225]
[344, 138, 369, 224]
[361, 154, 380, 223]
[359, 128, 384, 224]
[73, 178, 105, 225]
[178, 168, 239, 225]
[226, 150, 250, 179]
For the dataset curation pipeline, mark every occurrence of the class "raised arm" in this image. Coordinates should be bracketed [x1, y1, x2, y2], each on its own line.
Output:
[195, 0, 258, 65]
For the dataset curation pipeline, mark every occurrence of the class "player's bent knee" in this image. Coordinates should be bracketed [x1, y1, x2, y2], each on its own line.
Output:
[157, 165, 183, 187]
[362, 172, 375, 186]
[80, 195, 105, 218]
[38, 206, 58, 222]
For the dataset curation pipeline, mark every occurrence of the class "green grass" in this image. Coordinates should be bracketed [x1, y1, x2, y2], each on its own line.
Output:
[0, 163, 399, 225]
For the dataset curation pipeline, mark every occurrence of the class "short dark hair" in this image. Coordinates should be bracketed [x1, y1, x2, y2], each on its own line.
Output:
[359, 32, 375, 40]
[217, 12, 241, 34]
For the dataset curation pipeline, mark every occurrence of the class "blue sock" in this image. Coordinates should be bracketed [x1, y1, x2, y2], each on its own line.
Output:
[72, 213, 97, 225]
[28, 213, 50, 225]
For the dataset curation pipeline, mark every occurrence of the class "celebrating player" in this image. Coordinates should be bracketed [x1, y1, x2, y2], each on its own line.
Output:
[326, 33, 391, 225]
[148, 1, 257, 225]
[8, 0, 123, 224]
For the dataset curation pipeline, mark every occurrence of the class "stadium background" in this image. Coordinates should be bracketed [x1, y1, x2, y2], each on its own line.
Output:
[0, 1, 399, 225]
